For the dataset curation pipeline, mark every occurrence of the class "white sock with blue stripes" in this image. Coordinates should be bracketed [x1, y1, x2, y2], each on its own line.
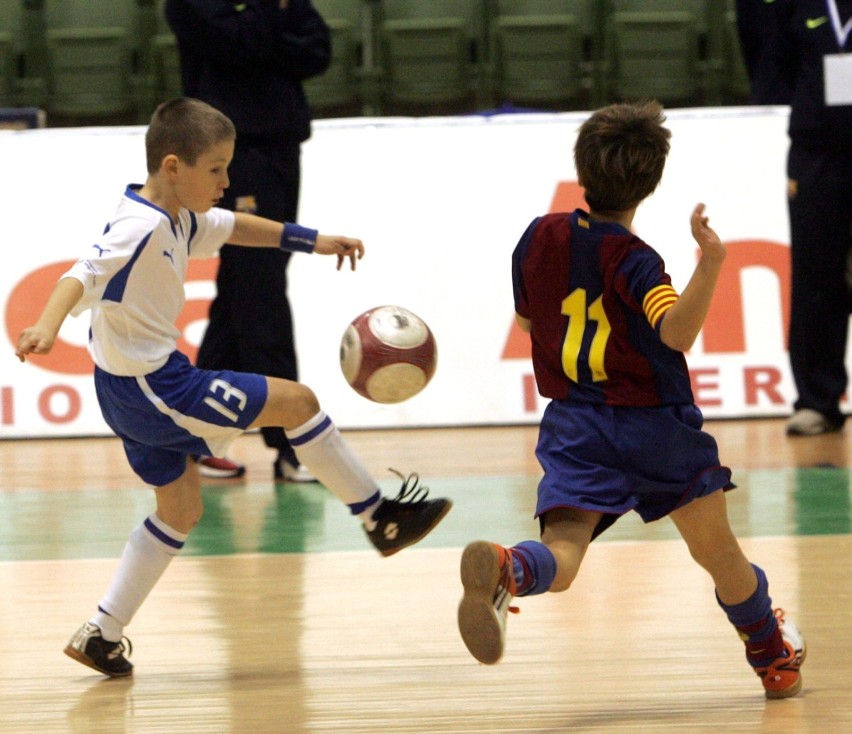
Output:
[286, 411, 382, 526]
[93, 514, 187, 641]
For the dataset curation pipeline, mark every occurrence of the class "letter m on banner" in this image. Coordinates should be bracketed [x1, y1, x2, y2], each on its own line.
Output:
[701, 240, 790, 353]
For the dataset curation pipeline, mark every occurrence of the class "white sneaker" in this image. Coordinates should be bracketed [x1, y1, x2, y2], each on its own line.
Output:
[457, 541, 518, 665]
[786, 409, 839, 436]
[274, 459, 318, 483]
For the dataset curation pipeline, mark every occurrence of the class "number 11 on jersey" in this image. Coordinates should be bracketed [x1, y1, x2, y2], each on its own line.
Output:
[561, 288, 611, 384]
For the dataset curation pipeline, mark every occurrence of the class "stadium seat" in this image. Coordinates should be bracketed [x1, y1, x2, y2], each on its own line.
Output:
[45, 0, 137, 33]
[18, 1, 49, 109]
[150, 32, 182, 104]
[0, 2, 18, 40]
[605, 2, 704, 106]
[378, 0, 484, 113]
[304, 0, 362, 115]
[128, 0, 179, 120]
[721, 5, 751, 103]
[491, 1, 595, 110]
[0, 32, 13, 107]
[43, 1, 136, 121]
[0, 0, 25, 107]
[46, 27, 133, 118]
[609, 0, 710, 34]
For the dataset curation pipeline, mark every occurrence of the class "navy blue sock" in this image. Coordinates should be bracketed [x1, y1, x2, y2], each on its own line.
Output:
[510, 541, 557, 596]
[716, 564, 783, 665]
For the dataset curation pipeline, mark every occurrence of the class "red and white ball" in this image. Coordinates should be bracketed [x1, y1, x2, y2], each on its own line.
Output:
[340, 305, 437, 403]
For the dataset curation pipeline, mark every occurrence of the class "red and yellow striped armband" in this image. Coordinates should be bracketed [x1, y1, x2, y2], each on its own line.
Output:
[643, 284, 678, 329]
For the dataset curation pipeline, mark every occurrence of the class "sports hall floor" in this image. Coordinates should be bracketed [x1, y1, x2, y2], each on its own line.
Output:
[1, 419, 849, 733]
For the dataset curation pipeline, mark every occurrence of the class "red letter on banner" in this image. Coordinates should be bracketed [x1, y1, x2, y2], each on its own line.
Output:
[691, 368, 722, 407]
[38, 385, 81, 424]
[744, 366, 785, 405]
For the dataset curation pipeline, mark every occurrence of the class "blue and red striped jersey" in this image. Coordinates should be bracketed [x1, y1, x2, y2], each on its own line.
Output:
[512, 209, 693, 406]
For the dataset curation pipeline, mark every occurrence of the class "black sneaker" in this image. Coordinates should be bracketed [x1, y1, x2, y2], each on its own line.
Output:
[365, 471, 452, 557]
[64, 622, 133, 677]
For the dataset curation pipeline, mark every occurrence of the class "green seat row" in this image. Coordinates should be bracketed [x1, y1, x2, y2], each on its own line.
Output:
[0, 0, 753, 124]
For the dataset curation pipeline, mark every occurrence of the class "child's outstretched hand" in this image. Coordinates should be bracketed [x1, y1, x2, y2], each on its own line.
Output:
[15, 326, 56, 362]
[314, 234, 365, 271]
[690, 203, 726, 263]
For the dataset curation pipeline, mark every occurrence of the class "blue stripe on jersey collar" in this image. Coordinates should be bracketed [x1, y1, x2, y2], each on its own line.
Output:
[188, 211, 198, 250]
[125, 184, 178, 237]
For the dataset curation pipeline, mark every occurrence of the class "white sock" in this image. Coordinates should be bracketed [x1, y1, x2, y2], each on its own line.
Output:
[286, 411, 383, 527]
[356, 503, 382, 531]
[93, 514, 187, 641]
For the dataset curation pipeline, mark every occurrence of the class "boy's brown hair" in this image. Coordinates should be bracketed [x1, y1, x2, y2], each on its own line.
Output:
[574, 101, 671, 214]
[145, 97, 236, 173]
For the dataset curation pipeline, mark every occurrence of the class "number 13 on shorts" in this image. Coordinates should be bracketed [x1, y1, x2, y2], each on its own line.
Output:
[204, 379, 248, 423]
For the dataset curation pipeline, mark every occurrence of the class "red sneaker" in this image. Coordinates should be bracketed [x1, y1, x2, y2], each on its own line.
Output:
[754, 609, 806, 699]
[197, 456, 246, 479]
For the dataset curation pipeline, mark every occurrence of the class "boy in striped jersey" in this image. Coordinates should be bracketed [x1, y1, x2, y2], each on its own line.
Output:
[457, 101, 805, 699]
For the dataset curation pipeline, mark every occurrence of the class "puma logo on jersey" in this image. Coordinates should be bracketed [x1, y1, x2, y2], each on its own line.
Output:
[163, 248, 175, 264]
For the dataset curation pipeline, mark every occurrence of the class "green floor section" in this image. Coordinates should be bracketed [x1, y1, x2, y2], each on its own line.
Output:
[0, 468, 849, 562]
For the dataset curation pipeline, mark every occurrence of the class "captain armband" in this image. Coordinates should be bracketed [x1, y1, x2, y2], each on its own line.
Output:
[280, 223, 318, 253]
[643, 284, 678, 330]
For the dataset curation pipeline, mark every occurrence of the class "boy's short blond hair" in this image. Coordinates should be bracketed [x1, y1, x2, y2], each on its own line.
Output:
[574, 101, 671, 214]
[145, 97, 236, 174]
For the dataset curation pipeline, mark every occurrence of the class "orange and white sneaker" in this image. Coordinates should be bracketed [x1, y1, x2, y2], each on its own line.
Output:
[458, 541, 519, 665]
[755, 609, 807, 699]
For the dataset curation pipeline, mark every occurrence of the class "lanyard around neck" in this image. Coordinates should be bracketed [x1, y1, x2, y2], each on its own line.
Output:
[826, 0, 852, 48]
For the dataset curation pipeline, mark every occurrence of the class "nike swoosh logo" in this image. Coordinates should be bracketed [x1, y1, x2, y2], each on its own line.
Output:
[806, 16, 829, 29]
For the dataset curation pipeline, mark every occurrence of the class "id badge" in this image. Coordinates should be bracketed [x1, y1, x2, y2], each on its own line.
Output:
[824, 54, 852, 106]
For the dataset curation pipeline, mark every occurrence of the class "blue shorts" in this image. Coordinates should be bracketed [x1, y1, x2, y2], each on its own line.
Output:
[535, 401, 733, 539]
[94, 351, 267, 486]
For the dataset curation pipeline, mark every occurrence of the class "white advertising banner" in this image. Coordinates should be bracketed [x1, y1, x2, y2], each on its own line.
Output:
[2, 107, 840, 438]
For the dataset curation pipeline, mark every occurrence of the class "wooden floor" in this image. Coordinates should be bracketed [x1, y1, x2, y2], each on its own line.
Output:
[1, 419, 850, 733]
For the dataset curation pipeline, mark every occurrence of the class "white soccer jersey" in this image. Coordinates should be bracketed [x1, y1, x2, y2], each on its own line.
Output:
[64, 184, 236, 376]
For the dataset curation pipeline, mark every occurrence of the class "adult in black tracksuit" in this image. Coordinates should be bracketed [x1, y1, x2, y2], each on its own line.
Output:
[752, 0, 852, 435]
[165, 0, 331, 478]
[735, 0, 779, 84]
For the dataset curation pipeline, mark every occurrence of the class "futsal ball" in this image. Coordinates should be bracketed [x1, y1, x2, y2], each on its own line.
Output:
[340, 305, 437, 403]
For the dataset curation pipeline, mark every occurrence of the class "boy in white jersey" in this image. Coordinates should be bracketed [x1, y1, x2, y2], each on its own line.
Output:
[15, 98, 451, 678]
